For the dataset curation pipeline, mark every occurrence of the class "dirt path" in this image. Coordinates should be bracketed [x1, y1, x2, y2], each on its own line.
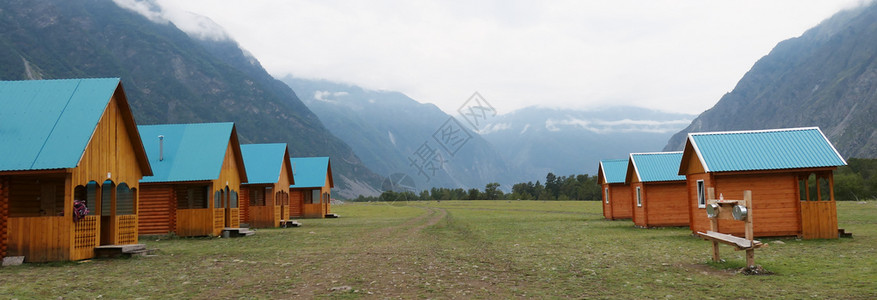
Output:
[287, 205, 464, 298]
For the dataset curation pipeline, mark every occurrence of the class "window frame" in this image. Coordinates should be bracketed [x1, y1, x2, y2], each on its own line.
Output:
[697, 180, 705, 208]
[636, 186, 642, 207]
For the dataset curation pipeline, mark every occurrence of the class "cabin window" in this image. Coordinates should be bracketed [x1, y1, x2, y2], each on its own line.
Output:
[274, 191, 286, 206]
[214, 191, 222, 208]
[604, 187, 609, 204]
[230, 190, 238, 208]
[697, 180, 705, 208]
[302, 191, 311, 204]
[799, 176, 808, 201]
[116, 183, 135, 215]
[808, 173, 818, 201]
[178, 185, 208, 209]
[312, 190, 322, 204]
[819, 176, 831, 201]
[265, 187, 273, 205]
[323, 193, 330, 204]
[9, 177, 65, 217]
[74, 185, 87, 214]
[101, 181, 114, 216]
[636, 187, 642, 207]
[86, 181, 99, 215]
[250, 188, 265, 206]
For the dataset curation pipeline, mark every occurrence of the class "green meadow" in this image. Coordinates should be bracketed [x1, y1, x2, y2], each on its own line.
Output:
[1, 201, 875, 299]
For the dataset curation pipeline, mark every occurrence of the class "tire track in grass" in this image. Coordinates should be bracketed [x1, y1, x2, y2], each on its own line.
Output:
[286, 205, 455, 298]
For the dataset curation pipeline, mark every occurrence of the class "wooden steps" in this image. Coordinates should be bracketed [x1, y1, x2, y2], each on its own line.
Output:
[222, 227, 255, 238]
[94, 244, 149, 258]
[279, 220, 301, 228]
[325, 213, 340, 218]
[839, 228, 853, 238]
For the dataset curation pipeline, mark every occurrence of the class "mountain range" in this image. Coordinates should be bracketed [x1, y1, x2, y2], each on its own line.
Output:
[665, 2, 877, 158]
[480, 106, 694, 178]
[282, 74, 695, 187]
[281, 76, 520, 191]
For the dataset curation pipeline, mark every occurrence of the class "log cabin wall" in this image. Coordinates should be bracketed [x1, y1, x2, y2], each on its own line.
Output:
[239, 186, 251, 225]
[641, 182, 688, 227]
[289, 190, 303, 217]
[138, 184, 175, 235]
[689, 172, 801, 237]
[0, 177, 7, 259]
[686, 172, 712, 235]
[601, 184, 612, 220]
[322, 173, 332, 215]
[608, 183, 632, 219]
[631, 182, 646, 227]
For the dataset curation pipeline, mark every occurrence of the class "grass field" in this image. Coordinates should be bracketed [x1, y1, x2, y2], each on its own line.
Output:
[1, 200, 875, 299]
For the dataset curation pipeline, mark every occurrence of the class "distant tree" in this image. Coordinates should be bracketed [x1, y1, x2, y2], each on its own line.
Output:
[484, 182, 502, 200]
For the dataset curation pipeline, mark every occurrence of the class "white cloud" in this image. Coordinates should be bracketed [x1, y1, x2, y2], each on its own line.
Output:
[113, 0, 230, 41]
[520, 124, 531, 135]
[313, 90, 333, 102]
[130, 0, 866, 115]
[545, 119, 561, 132]
[477, 122, 512, 135]
[545, 118, 693, 134]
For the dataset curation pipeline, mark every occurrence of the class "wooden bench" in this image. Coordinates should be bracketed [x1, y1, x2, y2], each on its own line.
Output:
[697, 231, 765, 250]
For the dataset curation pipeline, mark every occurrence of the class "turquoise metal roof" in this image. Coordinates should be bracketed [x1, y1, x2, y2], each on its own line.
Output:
[241, 143, 290, 185]
[139, 123, 236, 183]
[629, 152, 685, 183]
[599, 159, 628, 184]
[289, 157, 331, 188]
[0, 78, 123, 171]
[689, 127, 846, 173]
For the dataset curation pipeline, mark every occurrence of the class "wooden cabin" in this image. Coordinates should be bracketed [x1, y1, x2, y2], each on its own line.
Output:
[289, 157, 334, 218]
[679, 127, 847, 239]
[137, 123, 248, 237]
[626, 152, 689, 228]
[598, 159, 633, 220]
[0, 78, 152, 262]
[239, 143, 294, 228]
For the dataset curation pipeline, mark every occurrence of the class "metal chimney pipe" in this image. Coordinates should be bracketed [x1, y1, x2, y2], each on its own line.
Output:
[158, 135, 165, 161]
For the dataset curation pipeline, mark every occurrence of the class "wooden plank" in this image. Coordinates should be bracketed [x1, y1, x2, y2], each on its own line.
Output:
[697, 231, 764, 250]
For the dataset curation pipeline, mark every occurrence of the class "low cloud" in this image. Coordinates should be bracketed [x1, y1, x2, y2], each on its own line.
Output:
[113, 0, 230, 41]
[477, 122, 512, 135]
[545, 118, 692, 134]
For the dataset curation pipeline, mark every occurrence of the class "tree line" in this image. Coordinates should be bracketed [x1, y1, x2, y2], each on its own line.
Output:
[352, 157, 877, 202]
[834, 158, 877, 201]
[351, 173, 603, 202]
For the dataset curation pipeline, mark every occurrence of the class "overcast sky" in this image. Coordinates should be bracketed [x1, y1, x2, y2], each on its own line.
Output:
[129, 0, 866, 115]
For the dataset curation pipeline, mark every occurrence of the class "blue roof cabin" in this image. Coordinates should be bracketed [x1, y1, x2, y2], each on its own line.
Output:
[597, 159, 632, 220]
[0, 78, 152, 262]
[625, 152, 689, 228]
[678, 127, 846, 239]
[289, 157, 334, 218]
[240, 143, 294, 228]
[137, 122, 248, 237]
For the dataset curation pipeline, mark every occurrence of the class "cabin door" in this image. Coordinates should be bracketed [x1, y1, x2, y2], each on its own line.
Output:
[798, 173, 839, 239]
[99, 180, 116, 245]
[223, 186, 233, 228]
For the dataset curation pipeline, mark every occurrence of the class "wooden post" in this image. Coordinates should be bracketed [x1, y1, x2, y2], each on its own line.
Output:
[744, 190, 753, 241]
[743, 190, 754, 268]
[708, 188, 719, 262]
